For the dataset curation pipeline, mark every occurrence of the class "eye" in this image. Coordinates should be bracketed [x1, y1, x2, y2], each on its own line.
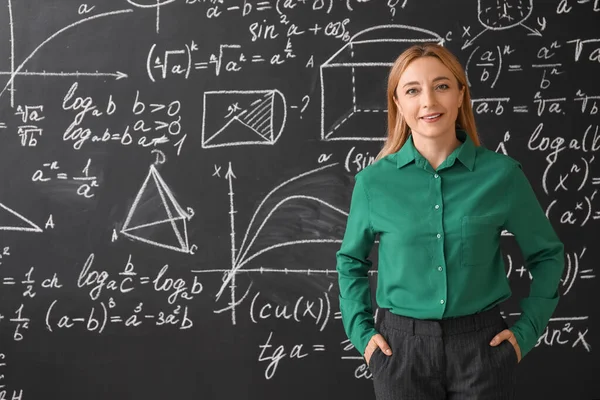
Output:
[405, 88, 417, 95]
[436, 84, 449, 90]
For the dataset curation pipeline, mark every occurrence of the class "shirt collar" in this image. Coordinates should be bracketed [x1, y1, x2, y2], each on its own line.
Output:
[395, 128, 476, 171]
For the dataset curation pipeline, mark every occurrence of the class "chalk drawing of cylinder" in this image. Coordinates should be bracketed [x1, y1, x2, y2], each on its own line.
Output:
[320, 25, 443, 141]
[477, 0, 533, 30]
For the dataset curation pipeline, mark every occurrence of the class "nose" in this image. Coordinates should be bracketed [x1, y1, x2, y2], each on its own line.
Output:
[421, 86, 437, 108]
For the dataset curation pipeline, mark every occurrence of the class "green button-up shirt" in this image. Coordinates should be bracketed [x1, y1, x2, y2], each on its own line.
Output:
[336, 128, 564, 360]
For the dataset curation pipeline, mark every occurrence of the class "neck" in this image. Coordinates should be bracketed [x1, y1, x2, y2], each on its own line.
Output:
[411, 130, 462, 170]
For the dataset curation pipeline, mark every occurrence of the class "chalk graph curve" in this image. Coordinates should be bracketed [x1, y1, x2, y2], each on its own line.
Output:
[0, 6, 133, 106]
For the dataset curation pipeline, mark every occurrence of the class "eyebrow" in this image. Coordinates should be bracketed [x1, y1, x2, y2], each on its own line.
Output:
[402, 76, 451, 88]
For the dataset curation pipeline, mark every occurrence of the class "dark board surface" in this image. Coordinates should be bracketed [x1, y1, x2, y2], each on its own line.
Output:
[0, 0, 598, 399]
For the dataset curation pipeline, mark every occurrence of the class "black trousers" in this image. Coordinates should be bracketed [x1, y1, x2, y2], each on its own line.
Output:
[368, 305, 518, 400]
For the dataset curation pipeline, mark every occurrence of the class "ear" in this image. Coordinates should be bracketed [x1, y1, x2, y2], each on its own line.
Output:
[393, 96, 402, 115]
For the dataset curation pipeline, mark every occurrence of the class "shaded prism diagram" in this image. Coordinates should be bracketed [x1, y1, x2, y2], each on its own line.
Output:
[202, 90, 287, 148]
[462, 0, 536, 49]
[320, 24, 443, 142]
[121, 164, 195, 253]
[0, 203, 43, 232]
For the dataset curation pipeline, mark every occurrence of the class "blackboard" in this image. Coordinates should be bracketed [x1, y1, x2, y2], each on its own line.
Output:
[0, 0, 598, 399]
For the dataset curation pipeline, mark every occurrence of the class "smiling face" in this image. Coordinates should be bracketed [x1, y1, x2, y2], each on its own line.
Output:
[394, 56, 465, 142]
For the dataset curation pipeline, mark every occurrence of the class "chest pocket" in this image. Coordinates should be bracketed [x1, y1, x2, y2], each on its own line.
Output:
[461, 215, 504, 267]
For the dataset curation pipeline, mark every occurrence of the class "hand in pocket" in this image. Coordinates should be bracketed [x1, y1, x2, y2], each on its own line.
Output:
[365, 333, 392, 366]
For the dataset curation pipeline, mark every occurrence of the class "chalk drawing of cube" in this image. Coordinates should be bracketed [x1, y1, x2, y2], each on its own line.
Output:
[320, 25, 443, 141]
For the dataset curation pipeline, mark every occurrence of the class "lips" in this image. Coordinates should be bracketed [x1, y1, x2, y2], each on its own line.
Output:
[421, 113, 443, 120]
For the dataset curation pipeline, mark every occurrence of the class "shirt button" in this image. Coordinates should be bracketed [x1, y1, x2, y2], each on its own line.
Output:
[434, 174, 439, 178]
[434, 204, 440, 209]
[438, 266, 443, 271]
[440, 299, 445, 304]
[436, 233, 441, 239]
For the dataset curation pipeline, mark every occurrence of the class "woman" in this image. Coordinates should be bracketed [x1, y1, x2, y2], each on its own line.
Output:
[335, 43, 564, 399]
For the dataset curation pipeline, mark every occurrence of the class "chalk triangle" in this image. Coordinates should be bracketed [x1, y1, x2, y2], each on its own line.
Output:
[0, 202, 43, 232]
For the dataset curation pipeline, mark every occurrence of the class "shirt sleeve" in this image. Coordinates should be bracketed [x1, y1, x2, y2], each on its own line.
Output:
[503, 162, 565, 360]
[336, 173, 378, 357]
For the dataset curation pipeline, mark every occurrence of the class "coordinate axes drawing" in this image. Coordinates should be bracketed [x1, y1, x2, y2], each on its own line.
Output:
[0, 1, 131, 107]
[191, 162, 352, 324]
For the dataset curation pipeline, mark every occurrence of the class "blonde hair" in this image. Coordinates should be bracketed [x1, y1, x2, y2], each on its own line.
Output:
[376, 43, 480, 161]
